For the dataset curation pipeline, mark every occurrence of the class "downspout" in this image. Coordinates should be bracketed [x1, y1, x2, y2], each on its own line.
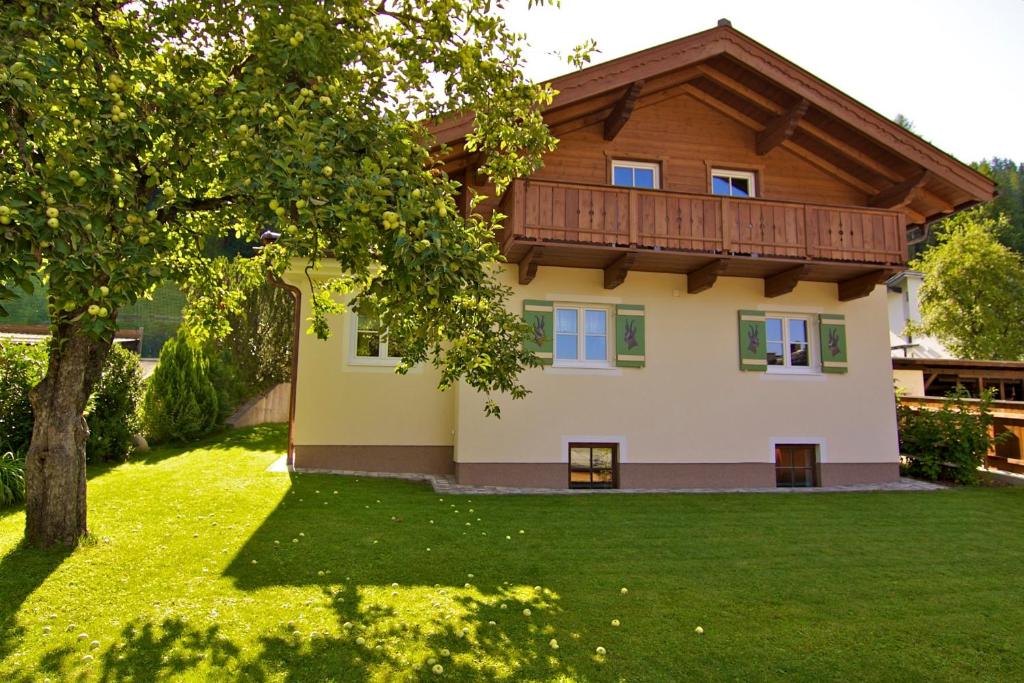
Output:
[267, 268, 302, 469]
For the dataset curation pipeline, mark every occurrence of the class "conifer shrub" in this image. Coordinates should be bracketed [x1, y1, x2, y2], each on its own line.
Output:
[143, 329, 220, 444]
[86, 344, 144, 462]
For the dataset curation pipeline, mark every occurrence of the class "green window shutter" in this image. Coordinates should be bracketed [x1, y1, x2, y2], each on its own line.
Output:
[523, 299, 553, 365]
[738, 310, 767, 372]
[616, 304, 645, 368]
[819, 314, 848, 374]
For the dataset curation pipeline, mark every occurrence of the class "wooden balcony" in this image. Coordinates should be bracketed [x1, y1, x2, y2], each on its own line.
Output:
[498, 179, 908, 299]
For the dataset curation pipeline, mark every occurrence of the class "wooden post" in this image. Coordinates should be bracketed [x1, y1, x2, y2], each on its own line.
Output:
[803, 205, 814, 259]
[720, 197, 731, 253]
[628, 191, 639, 247]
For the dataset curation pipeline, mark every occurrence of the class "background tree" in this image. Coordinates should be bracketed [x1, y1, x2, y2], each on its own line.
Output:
[971, 158, 1024, 252]
[912, 210, 1024, 360]
[1, 0, 588, 546]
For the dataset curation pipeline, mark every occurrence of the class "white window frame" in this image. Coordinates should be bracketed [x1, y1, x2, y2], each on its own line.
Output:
[765, 313, 818, 374]
[611, 160, 661, 190]
[553, 304, 612, 369]
[711, 168, 757, 197]
[348, 313, 403, 366]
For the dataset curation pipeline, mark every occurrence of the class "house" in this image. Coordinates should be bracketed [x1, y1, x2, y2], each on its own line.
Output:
[886, 271, 950, 359]
[278, 21, 995, 489]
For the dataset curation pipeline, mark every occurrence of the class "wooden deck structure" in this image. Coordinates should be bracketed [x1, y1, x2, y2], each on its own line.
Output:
[499, 178, 906, 297]
[899, 396, 1024, 475]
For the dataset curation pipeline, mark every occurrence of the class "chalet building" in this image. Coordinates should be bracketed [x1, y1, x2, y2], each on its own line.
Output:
[280, 21, 995, 489]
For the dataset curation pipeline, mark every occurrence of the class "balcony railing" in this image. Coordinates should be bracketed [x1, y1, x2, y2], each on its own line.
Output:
[499, 179, 908, 267]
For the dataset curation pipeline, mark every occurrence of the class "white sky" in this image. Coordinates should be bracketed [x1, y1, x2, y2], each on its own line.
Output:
[501, 0, 1024, 164]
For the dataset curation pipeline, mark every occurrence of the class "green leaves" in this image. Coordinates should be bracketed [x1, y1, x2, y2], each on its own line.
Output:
[912, 210, 1024, 360]
[2, 0, 560, 416]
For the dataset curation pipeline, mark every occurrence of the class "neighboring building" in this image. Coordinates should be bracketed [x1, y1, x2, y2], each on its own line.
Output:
[886, 270, 950, 359]
[280, 21, 995, 489]
[0, 282, 184, 359]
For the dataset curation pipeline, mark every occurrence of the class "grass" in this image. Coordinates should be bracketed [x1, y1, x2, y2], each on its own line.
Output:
[1, 425, 1023, 682]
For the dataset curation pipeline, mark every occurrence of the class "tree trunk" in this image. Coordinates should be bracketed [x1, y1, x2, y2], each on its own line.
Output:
[25, 321, 112, 548]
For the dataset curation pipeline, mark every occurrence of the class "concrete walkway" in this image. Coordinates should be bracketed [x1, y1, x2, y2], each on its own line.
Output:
[266, 456, 945, 494]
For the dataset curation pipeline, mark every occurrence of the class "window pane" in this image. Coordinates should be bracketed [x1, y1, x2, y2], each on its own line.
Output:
[790, 343, 809, 367]
[556, 309, 578, 333]
[357, 314, 380, 333]
[591, 448, 614, 487]
[788, 319, 807, 343]
[767, 342, 785, 365]
[570, 448, 592, 486]
[612, 166, 634, 187]
[731, 177, 750, 197]
[634, 168, 655, 189]
[556, 334, 578, 360]
[766, 318, 783, 343]
[584, 310, 606, 334]
[384, 334, 405, 359]
[356, 331, 381, 357]
[585, 335, 606, 361]
[775, 447, 792, 467]
[712, 176, 731, 196]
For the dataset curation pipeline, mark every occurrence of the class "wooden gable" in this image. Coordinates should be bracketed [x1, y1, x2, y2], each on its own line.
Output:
[436, 21, 995, 227]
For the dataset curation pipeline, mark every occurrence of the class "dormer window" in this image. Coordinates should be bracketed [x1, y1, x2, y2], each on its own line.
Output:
[611, 160, 660, 189]
[711, 169, 756, 197]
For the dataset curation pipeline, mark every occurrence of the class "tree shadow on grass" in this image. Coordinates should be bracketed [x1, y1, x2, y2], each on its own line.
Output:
[0, 541, 73, 664]
[22, 618, 243, 683]
[118, 423, 287, 467]
[209, 472, 574, 681]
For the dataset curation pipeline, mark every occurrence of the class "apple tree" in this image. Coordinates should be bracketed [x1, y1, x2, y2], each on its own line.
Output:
[0, 0, 580, 547]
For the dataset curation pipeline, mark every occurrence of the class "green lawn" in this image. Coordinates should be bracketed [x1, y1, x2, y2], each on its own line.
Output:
[1, 426, 1022, 682]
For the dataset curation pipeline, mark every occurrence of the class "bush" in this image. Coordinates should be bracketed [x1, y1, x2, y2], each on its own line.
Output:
[207, 348, 244, 425]
[0, 451, 26, 507]
[143, 329, 220, 444]
[220, 278, 294, 402]
[0, 341, 48, 457]
[86, 344, 144, 463]
[897, 389, 1001, 484]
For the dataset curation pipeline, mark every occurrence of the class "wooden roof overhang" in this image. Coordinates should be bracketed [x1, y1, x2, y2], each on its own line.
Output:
[432, 22, 995, 229]
[893, 357, 1024, 376]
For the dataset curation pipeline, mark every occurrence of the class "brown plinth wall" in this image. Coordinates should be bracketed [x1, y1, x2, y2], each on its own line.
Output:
[818, 462, 899, 486]
[293, 445, 454, 475]
[456, 461, 899, 489]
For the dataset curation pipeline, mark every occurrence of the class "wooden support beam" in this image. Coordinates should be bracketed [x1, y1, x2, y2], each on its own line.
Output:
[869, 170, 930, 209]
[603, 252, 637, 289]
[763, 265, 808, 298]
[518, 246, 543, 285]
[838, 269, 889, 301]
[686, 259, 726, 294]
[603, 81, 645, 141]
[695, 65, 782, 114]
[920, 188, 954, 215]
[681, 84, 764, 131]
[756, 99, 809, 155]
